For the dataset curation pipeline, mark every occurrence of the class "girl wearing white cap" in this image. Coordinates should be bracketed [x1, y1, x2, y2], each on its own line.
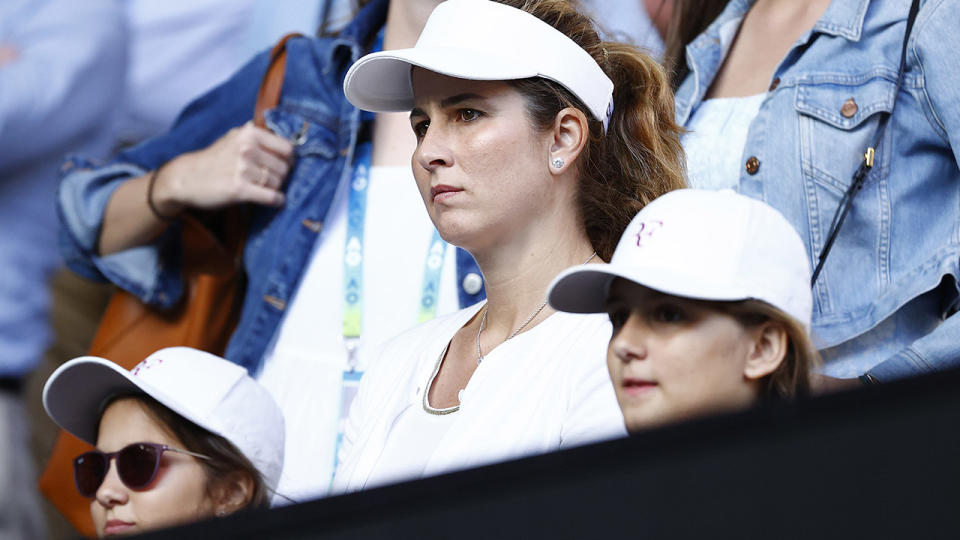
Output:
[548, 189, 819, 433]
[332, 0, 686, 491]
[43, 347, 285, 536]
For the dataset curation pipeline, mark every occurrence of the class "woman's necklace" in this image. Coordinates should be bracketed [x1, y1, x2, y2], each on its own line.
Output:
[475, 251, 597, 364]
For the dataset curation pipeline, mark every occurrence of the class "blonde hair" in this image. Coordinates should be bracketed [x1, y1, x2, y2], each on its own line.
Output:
[713, 300, 820, 401]
[495, 0, 687, 261]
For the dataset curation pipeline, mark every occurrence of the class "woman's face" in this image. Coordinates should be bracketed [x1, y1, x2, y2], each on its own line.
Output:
[409, 69, 556, 252]
[91, 398, 215, 537]
[605, 279, 763, 432]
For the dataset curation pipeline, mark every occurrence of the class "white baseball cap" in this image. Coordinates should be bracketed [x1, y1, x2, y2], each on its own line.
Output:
[547, 189, 813, 329]
[343, 0, 615, 130]
[42, 347, 285, 494]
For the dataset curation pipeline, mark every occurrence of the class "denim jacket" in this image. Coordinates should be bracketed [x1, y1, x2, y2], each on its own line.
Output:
[57, 0, 484, 374]
[675, 0, 960, 381]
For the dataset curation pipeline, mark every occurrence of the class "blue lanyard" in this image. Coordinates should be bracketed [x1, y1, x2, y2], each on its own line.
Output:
[341, 139, 448, 365]
[334, 29, 449, 479]
[418, 230, 446, 323]
[341, 140, 371, 347]
[340, 30, 447, 368]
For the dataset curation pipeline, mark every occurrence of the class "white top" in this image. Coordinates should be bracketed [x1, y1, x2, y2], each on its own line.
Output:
[256, 166, 460, 501]
[682, 93, 766, 191]
[579, 0, 664, 57]
[331, 303, 627, 494]
[364, 399, 457, 489]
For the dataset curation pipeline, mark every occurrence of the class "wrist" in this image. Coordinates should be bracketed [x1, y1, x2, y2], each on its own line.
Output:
[147, 164, 185, 221]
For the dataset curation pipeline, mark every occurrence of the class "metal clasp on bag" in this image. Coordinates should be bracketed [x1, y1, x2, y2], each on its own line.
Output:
[864, 147, 875, 168]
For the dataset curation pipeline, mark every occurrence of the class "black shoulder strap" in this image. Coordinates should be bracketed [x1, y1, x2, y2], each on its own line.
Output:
[810, 0, 922, 286]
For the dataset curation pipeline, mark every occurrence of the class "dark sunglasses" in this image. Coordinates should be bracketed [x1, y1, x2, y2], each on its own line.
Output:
[73, 442, 211, 498]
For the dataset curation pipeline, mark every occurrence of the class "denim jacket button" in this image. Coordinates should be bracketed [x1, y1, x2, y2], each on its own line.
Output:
[264, 295, 286, 311]
[745, 156, 760, 175]
[462, 272, 483, 295]
[768, 77, 780, 92]
[841, 98, 858, 118]
[301, 219, 323, 233]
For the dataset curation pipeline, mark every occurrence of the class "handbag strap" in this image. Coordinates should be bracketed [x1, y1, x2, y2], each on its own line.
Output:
[254, 32, 302, 128]
[810, 0, 921, 286]
[205, 32, 303, 265]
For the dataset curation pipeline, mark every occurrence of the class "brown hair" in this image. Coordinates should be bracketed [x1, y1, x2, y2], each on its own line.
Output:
[102, 395, 270, 510]
[663, 0, 730, 90]
[712, 300, 819, 402]
[495, 0, 687, 261]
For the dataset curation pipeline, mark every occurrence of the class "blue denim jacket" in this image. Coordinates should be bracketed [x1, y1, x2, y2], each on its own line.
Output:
[57, 0, 484, 374]
[675, 0, 960, 381]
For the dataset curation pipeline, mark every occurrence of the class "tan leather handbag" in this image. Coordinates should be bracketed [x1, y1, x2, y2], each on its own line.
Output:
[38, 33, 300, 537]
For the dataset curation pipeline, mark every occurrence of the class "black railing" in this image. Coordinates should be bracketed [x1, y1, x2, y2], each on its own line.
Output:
[132, 365, 960, 539]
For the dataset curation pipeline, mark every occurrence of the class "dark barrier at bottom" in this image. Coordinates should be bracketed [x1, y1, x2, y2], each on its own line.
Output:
[132, 366, 960, 539]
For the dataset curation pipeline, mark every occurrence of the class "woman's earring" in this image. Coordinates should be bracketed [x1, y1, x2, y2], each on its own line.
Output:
[217, 509, 227, 518]
[551, 158, 564, 169]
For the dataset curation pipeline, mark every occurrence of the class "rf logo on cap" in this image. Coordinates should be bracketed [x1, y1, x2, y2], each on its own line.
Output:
[634, 220, 664, 247]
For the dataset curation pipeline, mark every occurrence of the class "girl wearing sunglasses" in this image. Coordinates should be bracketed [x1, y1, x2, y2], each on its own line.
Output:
[548, 189, 819, 433]
[43, 347, 285, 537]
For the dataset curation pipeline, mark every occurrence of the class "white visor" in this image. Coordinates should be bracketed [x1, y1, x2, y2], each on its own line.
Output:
[343, 0, 614, 129]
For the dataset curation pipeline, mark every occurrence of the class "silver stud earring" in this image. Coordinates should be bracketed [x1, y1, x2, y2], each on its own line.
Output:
[552, 158, 564, 169]
[217, 509, 227, 518]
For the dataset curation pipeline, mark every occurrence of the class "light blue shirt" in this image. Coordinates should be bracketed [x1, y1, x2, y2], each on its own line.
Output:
[116, 0, 324, 146]
[675, 0, 960, 381]
[580, 0, 665, 57]
[0, 0, 126, 377]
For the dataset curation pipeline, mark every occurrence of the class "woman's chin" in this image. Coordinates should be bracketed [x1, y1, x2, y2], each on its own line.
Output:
[430, 216, 483, 250]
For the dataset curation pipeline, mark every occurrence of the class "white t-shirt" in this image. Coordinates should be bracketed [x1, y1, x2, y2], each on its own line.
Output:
[364, 398, 457, 489]
[256, 166, 460, 502]
[332, 303, 627, 494]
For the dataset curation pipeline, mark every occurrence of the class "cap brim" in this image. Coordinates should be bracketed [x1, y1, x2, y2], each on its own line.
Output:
[42, 357, 147, 444]
[42, 357, 212, 446]
[344, 46, 537, 112]
[548, 263, 753, 314]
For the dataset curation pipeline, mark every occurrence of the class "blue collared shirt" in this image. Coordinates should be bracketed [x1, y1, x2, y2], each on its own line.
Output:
[675, 0, 960, 380]
[58, 0, 484, 375]
[0, 0, 126, 377]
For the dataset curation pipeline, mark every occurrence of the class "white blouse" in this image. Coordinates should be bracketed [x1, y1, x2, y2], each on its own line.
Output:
[255, 166, 461, 501]
[364, 399, 458, 489]
[332, 303, 627, 493]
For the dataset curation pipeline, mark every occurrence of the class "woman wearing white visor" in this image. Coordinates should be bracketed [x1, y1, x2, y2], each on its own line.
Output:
[332, 0, 686, 491]
[42, 347, 285, 536]
[548, 189, 820, 433]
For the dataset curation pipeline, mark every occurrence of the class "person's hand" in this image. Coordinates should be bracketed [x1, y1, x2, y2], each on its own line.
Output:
[811, 373, 863, 394]
[153, 122, 294, 214]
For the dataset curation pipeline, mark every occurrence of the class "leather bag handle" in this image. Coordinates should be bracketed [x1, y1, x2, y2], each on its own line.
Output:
[254, 33, 302, 128]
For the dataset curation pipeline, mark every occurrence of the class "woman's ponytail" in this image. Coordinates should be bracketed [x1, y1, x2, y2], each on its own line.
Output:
[499, 0, 686, 260]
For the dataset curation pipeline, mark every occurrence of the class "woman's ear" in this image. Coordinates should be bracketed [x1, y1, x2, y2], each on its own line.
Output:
[743, 321, 789, 381]
[548, 106, 590, 176]
[213, 471, 256, 516]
